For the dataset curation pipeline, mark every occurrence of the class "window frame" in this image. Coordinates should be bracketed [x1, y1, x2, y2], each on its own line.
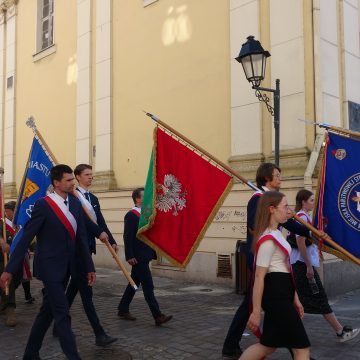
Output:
[36, 0, 55, 54]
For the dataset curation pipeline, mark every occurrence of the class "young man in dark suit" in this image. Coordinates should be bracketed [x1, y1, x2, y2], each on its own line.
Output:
[0, 164, 95, 360]
[53, 163, 117, 347]
[222, 163, 319, 359]
[118, 188, 172, 326]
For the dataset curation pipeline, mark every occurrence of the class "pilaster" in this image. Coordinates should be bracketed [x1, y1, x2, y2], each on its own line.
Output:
[94, 0, 116, 190]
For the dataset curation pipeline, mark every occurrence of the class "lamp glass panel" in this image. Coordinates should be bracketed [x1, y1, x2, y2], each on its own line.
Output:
[262, 55, 267, 79]
[252, 53, 265, 79]
[241, 56, 254, 81]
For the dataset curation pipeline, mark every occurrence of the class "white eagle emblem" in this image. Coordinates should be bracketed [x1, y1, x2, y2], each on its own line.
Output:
[156, 174, 187, 216]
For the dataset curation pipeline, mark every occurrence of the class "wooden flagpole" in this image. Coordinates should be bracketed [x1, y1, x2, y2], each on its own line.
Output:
[26, 117, 137, 289]
[0, 168, 9, 295]
[319, 123, 360, 139]
[73, 192, 138, 290]
[144, 111, 360, 266]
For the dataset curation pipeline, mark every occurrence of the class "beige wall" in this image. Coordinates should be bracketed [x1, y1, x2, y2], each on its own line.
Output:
[112, 0, 231, 188]
[15, 0, 78, 187]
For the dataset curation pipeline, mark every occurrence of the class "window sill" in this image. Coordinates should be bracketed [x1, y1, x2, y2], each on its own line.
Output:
[143, 0, 158, 7]
[33, 44, 56, 62]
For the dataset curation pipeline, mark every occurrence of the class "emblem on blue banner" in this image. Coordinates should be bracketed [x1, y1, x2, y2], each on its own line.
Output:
[338, 173, 360, 231]
[314, 132, 360, 260]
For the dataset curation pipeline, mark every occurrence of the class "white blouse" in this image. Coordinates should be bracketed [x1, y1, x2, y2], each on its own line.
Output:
[290, 211, 320, 267]
[256, 229, 291, 273]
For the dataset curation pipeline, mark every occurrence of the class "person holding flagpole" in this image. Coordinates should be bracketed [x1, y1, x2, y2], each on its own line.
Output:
[4, 201, 35, 305]
[0, 210, 22, 327]
[118, 187, 173, 326]
[53, 163, 118, 347]
[0, 164, 96, 360]
[289, 189, 359, 342]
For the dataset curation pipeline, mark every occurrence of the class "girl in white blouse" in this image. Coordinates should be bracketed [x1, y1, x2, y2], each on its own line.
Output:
[291, 189, 359, 343]
[240, 191, 310, 360]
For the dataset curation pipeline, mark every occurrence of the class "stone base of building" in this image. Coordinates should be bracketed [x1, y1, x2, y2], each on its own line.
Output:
[91, 170, 117, 191]
[320, 256, 360, 298]
[5, 181, 17, 198]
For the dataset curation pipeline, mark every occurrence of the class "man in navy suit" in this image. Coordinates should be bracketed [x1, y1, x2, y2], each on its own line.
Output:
[222, 163, 320, 359]
[58, 163, 117, 346]
[117, 188, 172, 326]
[0, 165, 95, 360]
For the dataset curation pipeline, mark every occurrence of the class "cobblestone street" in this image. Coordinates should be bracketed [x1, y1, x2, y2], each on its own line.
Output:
[0, 267, 359, 360]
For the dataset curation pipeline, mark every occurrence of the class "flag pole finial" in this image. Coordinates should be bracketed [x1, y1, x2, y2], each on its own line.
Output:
[142, 110, 159, 122]
[26, 116, 37, 132]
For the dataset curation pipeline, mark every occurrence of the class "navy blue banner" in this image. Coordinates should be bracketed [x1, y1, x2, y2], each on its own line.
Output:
[314, 132, 360, 259]
[14, 137, 54, 227]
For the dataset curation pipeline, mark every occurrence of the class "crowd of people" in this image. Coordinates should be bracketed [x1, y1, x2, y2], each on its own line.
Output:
[0, 164, 172, 360]
[223, 163, 359, 360]
[0, 162, 358, 360]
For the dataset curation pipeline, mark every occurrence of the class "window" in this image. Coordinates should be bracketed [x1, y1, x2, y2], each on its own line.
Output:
[349, 101, 360, 132]
[37, 0, 54, 52]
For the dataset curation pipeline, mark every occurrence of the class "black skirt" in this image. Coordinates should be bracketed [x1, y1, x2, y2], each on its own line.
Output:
[260, 272, 310, 349]
[292, 261, 332, 315]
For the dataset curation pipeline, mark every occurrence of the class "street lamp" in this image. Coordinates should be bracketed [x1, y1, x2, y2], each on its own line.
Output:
[235, 35, 280, 167]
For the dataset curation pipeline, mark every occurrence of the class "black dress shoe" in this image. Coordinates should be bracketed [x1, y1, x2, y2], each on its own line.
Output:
[23, 353, 42, 360]
[118, 311, 136, 321]
[222, 348, 243, 359]
[25, 296, 35, 304]
[95, 334, 118, 347]
[154, 313, 173, 326]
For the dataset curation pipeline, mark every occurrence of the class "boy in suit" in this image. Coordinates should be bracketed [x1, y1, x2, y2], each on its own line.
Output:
[59, 163, 117, 347]
[118, 187, 172, 326]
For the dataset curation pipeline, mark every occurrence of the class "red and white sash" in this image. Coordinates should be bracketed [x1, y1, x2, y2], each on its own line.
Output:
[250, 190, 263, 200]
[44, 193, 77, 241]
[130, 206, 141, 218]
[254, 230, 292, 272]
[5, 218, 15, 237]
[76, 188, 97, 223]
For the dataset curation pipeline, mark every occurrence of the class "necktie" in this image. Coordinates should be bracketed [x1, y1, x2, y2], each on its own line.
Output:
[64, 200, 68, 206]
[84, 192, 90, 201]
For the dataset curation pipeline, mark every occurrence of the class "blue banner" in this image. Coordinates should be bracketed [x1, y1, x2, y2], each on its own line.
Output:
[314, 132, 360, 259]
[14, 136, 54, 227]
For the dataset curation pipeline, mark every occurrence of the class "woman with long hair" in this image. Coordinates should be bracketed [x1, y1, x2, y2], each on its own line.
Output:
[240, 191, 310, 360]
[290, 189, 359, 342]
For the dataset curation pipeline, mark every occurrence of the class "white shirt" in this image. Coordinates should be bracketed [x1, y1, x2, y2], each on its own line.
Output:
[132, 206, 141, 214]
[256, 229, 291, 273]
[290, 211, 320, 267]
[77, 186, 91, 204]
[53, 191, 69, 210]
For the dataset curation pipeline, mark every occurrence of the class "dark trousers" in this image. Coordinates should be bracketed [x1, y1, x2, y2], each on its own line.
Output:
[23, 279, 81, 360]
[66, 272, 105, 337]
[22, 281, 32, 300]
[222, 284, 251, 353]
[118, 261, 161, 318]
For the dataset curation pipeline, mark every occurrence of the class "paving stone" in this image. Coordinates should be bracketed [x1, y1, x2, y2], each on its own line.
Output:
[0, 267, 359, 359]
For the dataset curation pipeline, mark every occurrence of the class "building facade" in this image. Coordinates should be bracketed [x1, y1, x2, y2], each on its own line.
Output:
[1, 0, 360, 295]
